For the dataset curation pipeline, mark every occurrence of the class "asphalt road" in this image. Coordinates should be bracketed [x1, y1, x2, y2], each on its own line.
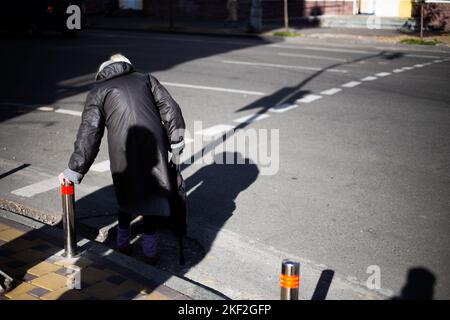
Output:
[0, 30, 449, 299]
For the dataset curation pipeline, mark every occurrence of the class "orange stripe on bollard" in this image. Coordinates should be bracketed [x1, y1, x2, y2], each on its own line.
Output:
[280, 274, 300, 288]
[61, 185, 74, 195]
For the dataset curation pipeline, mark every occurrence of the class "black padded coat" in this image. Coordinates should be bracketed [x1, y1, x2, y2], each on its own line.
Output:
[64, 62, 185, 209]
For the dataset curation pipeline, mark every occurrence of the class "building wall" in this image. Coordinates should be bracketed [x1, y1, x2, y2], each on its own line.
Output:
[141, 0, 353, 20]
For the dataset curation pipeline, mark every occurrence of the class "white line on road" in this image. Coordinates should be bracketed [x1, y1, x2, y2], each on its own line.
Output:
[393, 69, 404, 73]
[221, 60, 348, 73]
[11, 177, 58, 198]
[269, 104, 299, 113]
[54, 109, 82, 117]
[161, 81, 265, 96]
[296, 94, 322, 103]
[361, 76, 378, 81]
[37, 106, 55, 112]
[90, 160, 111, 173]
[404, 54, 441, 59]
[195, 124, 235, 137]
[414, 64, 425, 68]
[268, 44, 371, 54]
[342, 81, 361, 88]
[277, 52, 347, 62]
[233, 114, 270, 124]
[320, 88, 342, 96]
[402, 66, 414, 70]
[376, 72, 391, 77]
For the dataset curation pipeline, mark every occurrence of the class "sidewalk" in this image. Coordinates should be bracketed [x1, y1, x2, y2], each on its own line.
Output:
[0, 211, 223, 300]
[84, 13, 450, 47]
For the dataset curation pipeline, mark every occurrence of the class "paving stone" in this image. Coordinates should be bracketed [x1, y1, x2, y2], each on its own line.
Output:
[12, 248, 48, 264]
[31, 273, 68, 291]
[6, 238, 36, 251]
[0, 228, 25, 241]
[10, 293, 39, 300]
[27, 261, 61, 277]
[0, 223, 10, 232]
[106, 275, 128, 285]
[5, 283, 39, 299]
[79, 267, 113, 285]
[82, 281, 130, 300]
[22, 273, 38, 282]
[28, 287, 51, 298]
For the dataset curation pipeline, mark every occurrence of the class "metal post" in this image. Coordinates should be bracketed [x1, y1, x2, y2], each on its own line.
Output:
[420, 2, 424, 39]
[280, 259, 300, 300]
[61, 181, 78, 258]
[284, 0, 289, 32]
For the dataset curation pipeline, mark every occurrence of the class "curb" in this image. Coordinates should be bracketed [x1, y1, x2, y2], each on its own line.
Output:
[0, 208, 227, 300]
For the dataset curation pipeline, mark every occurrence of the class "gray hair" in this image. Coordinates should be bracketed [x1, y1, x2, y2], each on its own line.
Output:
[96, 53, 132, 78]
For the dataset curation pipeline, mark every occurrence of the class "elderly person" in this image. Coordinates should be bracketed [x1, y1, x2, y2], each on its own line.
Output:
[59, 54, 185, 264]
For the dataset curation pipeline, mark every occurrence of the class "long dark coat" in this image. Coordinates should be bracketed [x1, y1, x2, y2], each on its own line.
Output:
[66, 62, 185, 209]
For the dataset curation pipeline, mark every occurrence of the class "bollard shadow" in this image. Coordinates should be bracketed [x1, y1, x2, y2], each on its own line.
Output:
[391, 267, 436, 300]
[311, 269, 335, 300]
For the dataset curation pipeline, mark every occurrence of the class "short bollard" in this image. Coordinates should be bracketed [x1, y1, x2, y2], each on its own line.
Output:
[280, 259, 300, 300]
[61, 181, 78, 258]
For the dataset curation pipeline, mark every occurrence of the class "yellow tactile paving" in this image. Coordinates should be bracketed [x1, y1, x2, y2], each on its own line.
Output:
[27, 261, 61, 277]
[31, 272, 68, 291]
[5, 282, 40, 299]
[0, 228, 25, 241]
[11, 293, 40, 300]
[0, 223, 9, 232]
[140, 291, 170, 300]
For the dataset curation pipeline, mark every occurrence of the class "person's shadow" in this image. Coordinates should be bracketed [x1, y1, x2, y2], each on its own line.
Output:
[392, 267, 436, 300]
[73, 151, 259, 297]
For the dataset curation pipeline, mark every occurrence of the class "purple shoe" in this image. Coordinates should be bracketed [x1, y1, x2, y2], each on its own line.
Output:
[142, 234, 159, 265]
[117, 227, 132, 255]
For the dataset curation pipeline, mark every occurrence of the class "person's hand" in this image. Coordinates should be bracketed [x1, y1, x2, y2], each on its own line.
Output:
[58, 172, 72, 185]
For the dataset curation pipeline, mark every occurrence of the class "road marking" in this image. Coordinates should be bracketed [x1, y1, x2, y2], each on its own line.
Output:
[296, 94, 322, 103]
[320, 88, 342, 96]
[402, 66, 414, 70]
[161, 81, 265, 96]
[233, 114, 270, 124]
[195, 124, 235, 137]
[433, 59, 444, 63]
[54, 109, 82, 117]
[269, 104, 299, 113]
[90, 160, 110, 173]
[404, 54, 441, 59]
[361, 76, 378, 81]
[414, 64, 425, 68]
[277, 52, 347, 62]
[376, 72, 391, 77]
[37, 106, 54, 112]
[342, 81, 361, 88]
[393, 69, 404, 73]
[11, 177, 58, 198]
[268, 44, 371, 54]
[221, 60, 348, 73]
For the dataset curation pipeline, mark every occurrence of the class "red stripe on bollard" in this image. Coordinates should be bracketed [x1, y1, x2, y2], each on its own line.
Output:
[61, 185, 74, 195]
